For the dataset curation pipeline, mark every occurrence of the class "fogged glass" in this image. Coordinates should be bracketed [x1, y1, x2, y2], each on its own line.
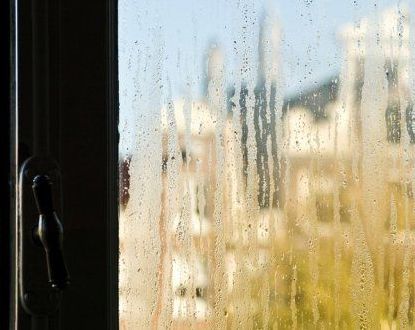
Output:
[119, 1, 415, 328]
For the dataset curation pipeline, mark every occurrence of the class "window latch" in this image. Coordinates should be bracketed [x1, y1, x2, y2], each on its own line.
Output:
[32, 175, 70, 290]
[18, 157, 69, 318]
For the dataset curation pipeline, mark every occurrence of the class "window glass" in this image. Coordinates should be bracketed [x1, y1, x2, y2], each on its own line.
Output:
[119, 1, 415, 328]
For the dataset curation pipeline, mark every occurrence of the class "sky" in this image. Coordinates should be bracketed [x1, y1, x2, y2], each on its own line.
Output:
[277, 0, 405, 94]
[118, 0, 407, 153]
[120, 0, 405, 96]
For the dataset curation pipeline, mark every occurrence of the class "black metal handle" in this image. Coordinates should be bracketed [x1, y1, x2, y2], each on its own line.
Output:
[32, 175, 70, 290]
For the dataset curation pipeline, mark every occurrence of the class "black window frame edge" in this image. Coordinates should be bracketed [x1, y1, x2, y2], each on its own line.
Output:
[106, 0, 119, 328]
[7, 0, 119, 328]
[1, 0, 13, 328]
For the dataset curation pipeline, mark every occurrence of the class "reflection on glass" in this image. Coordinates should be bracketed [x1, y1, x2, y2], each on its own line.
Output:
[119, 1, 415, 328]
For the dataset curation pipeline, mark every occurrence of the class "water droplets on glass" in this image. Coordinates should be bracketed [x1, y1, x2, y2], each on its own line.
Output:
[119, 1, 415, 328]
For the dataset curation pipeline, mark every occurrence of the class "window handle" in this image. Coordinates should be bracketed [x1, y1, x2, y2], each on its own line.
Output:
[32, 175, 70, 290]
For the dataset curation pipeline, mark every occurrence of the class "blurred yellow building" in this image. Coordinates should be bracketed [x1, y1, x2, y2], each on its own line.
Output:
[120, 5, 415, 329]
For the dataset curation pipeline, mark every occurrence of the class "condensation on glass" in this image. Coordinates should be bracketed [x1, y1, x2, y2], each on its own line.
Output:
[119, 1, 415, 328]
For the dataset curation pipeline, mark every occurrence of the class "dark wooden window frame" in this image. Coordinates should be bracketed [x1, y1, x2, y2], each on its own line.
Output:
[4, 0, 119, 328]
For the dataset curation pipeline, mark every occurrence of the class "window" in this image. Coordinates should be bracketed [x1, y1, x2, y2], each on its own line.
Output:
[119, 1, 415, 329]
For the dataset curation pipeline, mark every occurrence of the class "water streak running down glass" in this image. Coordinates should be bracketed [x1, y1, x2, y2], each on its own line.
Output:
[119, 0, 415, 328]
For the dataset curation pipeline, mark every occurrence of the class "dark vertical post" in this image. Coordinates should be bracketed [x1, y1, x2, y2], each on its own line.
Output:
[32, 0, 50, 157]
[0, 0, 12, 328]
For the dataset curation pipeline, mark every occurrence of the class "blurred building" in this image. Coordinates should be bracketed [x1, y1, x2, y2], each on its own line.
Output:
[120, 4, 415, 329]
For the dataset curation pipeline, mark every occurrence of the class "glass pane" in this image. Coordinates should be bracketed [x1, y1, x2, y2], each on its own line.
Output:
[119, 1, 415, 328]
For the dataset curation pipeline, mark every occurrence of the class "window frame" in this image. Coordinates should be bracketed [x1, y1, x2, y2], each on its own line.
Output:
[8, 0, 119, 328]
[1, 0, 13, 328]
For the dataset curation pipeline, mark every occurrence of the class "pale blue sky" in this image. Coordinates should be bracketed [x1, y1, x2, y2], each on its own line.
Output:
[118, 0, 407, 153]
[119, 0, 405, 96]
[277, 0, 405, 94]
